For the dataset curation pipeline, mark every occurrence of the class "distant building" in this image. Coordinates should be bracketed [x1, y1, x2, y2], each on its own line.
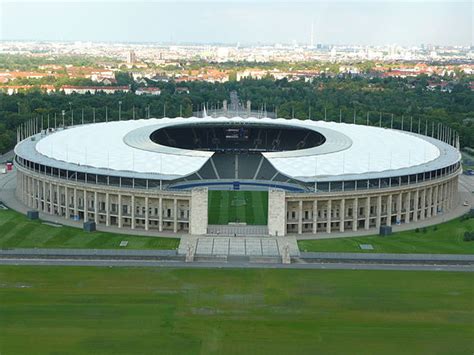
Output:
[127, 50, 136, 64]
[236, 69, 267, 81]
[90, 70, 116, 84]
[135, 87, 161, 96]
[175, 87, 190, 94]
[0, 85, 55, 95]
[61, 85, 130, 95]
[149, 74, 170, 83]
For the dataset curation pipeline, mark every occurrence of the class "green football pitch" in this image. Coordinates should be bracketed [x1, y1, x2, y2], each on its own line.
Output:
[208, 190, 268, 225]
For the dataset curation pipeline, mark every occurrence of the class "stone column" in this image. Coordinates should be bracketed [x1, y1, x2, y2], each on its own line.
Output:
[118, 194, 122, 228]
[352, 198, 358, 231]
[36, 180, 41, 210]
[448, 180, 454, 210]
[22, 174, 26, 205]
[312, 200, 318, 234]
[83, 190, 88, 222]
[23, 174, 27, 206]
[386, 194, 392, 226]
[447, 181, 452, 210]
[105, 192, 110, 226]
[73, 188, 78, 218]
[420, 189, 426, 220]
[27, 176, 31, 207]
[396, 193, 402, 224]
[173, 198, 177, 233]
[47, 182, 51, 213]
[268, 189, 286, 236]
[339, 198, 345, 232]
[364, 197, 370, 230]
[42, 180, 46, 212]
[65, 186, 69, 219]
[375, 195, 382, 229]
[18, 172, 23, 204]
[440, 183, 446, 212]
[405, 191, 411, 224]
[450, 179, 455, 210]
[190, 188, 208, 235]
[30, 176, 33, 207]
[43, 181, 46, 211]
[131, 195, 136, 229]
[56, 184, 60, 215]
[30, 177, 34, 207]
[145, 196, 149, 231]
[326, 200, 332, 233]
[433, 185, 439, 216]
[39, 180, 44, 212]
[158, 197, 163, 232]
[298, 200, 303, 234]
[29, 177, 33, 208]
[25, 176, 28, 206]
[426, 187, 432, 218]
[413, 190, 419, 222]
[94, 191, 98, 224]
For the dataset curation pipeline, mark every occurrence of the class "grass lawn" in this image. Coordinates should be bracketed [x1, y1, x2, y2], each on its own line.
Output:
[208, 190, 268, 225]
[0, 266, 472, 354]
[299, 217, 474, 254]
[0, 209, 179, 250]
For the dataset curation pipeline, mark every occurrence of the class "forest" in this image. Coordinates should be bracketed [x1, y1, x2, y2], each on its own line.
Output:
[0, 76, 472, 154]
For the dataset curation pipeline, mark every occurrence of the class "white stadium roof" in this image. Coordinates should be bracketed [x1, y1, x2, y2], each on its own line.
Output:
[17, 116, 460, 182]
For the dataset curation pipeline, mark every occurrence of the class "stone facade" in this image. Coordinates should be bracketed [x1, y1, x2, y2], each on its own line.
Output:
[17, 166, 194, 233]
[16, 164, 461, 237]
[189, 188, 208, 235]
[283, 172, 460, 236]
[268, 189, 286, 237]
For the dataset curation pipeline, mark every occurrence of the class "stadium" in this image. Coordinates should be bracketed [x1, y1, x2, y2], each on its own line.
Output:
[14, 115, 461, 237]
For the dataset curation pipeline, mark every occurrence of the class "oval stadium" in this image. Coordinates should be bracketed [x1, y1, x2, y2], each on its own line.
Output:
[14, 116, 461, 237]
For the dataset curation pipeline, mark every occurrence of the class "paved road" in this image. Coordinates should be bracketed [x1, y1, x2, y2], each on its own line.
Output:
[0, 257, 472, 271]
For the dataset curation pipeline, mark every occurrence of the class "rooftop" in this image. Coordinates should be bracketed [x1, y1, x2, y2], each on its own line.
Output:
[16, 117, 460, 182]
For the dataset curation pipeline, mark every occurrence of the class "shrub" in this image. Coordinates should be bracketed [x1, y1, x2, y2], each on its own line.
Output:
[463, 231, 474, 242]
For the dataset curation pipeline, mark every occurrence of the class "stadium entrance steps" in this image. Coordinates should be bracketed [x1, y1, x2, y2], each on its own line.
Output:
[207, 224, 268, 237]
[178, 236, 300, 263]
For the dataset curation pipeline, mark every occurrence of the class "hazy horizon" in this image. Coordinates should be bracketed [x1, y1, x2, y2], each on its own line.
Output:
[1, 1, 472, 46]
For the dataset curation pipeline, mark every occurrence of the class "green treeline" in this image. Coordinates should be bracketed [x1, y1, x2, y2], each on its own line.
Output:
[0, 76, 472, 153]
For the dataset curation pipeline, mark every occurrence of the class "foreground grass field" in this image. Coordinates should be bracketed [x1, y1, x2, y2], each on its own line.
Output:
[0, 209, 179, 250]
[208, 190, 268, 225]
[299, 217, 474, 254]
[0, 266, 472, 354]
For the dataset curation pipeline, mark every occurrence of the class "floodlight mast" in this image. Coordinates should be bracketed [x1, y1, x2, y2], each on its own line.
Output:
[69, 102, 73, 126]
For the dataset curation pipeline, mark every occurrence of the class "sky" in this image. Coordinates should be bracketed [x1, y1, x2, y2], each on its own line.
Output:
[0, 0, 472, 46]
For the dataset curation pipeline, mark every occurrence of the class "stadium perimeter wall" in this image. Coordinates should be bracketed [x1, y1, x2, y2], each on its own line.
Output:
[280, 170, 460, 236]
[16, 163, 460, 237]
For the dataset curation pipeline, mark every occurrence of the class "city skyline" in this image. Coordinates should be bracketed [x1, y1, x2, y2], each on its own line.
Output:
[1, 1, 472, 46]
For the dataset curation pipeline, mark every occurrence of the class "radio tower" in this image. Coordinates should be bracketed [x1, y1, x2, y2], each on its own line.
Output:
[310, 21, 314, 48]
